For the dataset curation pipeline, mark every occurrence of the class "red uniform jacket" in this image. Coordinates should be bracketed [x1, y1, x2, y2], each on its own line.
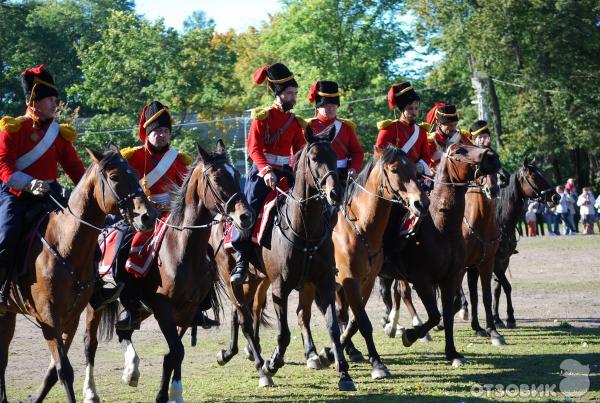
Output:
[375, 119, 431, 164]
[247, 105, 306, 175]
[308, 115, 364, 172]
[120, 145, 191, 204]
[0, 115, 84, 196]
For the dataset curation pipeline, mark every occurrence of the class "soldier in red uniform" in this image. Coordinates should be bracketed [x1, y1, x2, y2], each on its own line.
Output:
[229, 63, 306, 284]
[307, 80, 364, 189]
[470, 120, 492, 148]
[376, 82, 432, 175]
[114, 101, 192, 330]
[425, 103, 471, 170]
[0, 65, 119, 313]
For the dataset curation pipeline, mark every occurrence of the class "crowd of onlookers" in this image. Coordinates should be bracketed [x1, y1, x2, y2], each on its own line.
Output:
[520, 178, 599, 237]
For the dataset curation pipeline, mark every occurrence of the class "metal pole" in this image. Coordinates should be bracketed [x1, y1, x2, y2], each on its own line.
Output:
[243, 115, 249, 177]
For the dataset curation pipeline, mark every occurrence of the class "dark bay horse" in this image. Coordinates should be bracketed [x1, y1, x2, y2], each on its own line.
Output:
[0, 146, 156, 403]
[83, 141, 254, 403]
[371, 143, 501, 367]
[212, 126, 356, 390]
[493, 159, 558, 328]
[297, 146, 429, 378]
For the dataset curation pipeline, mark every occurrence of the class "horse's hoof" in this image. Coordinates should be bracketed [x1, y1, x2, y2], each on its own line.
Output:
[216, 350, 227, 366]
[371, 366, 392, 379]
[122, 368, 140, 387]
[474, 329, 487, 338]
[318, 348, 333, 368]
[83, 392, 100, 403]
[262, 360, 276, 377]
[495, 319, 506, 328]
[346, 347, 365, 363]
[433, 324, 444, 331]
[244, 345, 253, 361]
[258, 375, 274, 387]
[402, 330, 414, 347]
[458, 308, 469, 321]
[491, 335, 506, 346]
[384, 322, 396, 338]
[338, 378, 357, 391]
[419, 333, 433, 342]
[306, 354, 324, 370]
[451, 357, 467, 368]
[506, 320, 516, 329]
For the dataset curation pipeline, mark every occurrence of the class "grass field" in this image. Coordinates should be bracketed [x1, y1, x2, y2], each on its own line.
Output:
[5, 236, 600, 402]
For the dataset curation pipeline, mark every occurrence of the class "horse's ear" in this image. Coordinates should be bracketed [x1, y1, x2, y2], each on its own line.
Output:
[304, 125, 315, 144]
[86, 147, 104, 164]
[215, 139, 226, 156]
[107, 142, 119, 153]
[523, 157, 529, 167]
[530, 156, 537, 165]
[196, 142, 211, 163]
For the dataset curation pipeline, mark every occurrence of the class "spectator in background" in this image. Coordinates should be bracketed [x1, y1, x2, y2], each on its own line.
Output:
[595, 196, 600, 233]
[532, 200, 546, 236]
[541, 203, 555, 236]
[577, 187, 596, 234]
[565, 187, 578, 233]
[525, 203, 538, 236]
[556, 185, 576, 235]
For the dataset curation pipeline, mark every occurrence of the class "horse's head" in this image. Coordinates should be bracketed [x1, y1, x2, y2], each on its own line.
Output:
[194, 140, 254, 230]
[374, 145, 429, 217]
[443, 143, 501, 184]
[86, 145, 157, 232]
[518, 157, 559, 207]
[301, 125, 341, 206]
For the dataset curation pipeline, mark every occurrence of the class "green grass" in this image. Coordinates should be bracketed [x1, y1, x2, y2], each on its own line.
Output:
[7, 324, 599, 402]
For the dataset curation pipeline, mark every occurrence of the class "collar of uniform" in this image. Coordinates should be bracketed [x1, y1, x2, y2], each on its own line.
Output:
[397, 117, 414, 130]
[146, 143, 170, 155]
[435, 128, 447, 144]
[316, 114, 336, 126]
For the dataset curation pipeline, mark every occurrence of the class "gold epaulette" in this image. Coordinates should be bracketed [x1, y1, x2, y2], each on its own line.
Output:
[338, 117, 356, 130]
[179, 151, 193, 165]
[0, 116, 23, 133]
[251, 107, 270, 120]
[59, 123, 77, 142]
[377, 119, 394, 130]
[419, 121, 432, 132]
[427, 131, 436, 142]
[295, 115, 308, 128]
[120, 146, 142, 160]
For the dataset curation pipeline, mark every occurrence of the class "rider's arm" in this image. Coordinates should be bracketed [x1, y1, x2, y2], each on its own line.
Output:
[247, 118, 272, 176]
[346, 125, 364, 172]
[0, 122, 32, 189]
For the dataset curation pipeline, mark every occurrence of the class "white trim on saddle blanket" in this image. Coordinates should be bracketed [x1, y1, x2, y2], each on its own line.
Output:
[98, 226, 126, 276]
[125, 214, 170, 278]
[398, 211, 421, 238]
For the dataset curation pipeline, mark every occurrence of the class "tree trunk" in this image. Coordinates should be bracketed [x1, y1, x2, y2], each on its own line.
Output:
[487, 76, 503, 149]
[551, 156, 562, 185]
[588, 151, 598, 188]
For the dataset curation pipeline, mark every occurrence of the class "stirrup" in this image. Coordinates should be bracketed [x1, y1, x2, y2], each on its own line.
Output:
[115, 310, 141, 331]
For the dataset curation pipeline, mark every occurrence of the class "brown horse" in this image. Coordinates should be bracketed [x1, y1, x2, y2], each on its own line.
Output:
[296, 146, 429, 378]
[360, 143, 501, 367]
[83, 141, 254, 403]
[0, 146, 156, 403]
[212, 126, 356, 390]
[492, 160, 558, 328]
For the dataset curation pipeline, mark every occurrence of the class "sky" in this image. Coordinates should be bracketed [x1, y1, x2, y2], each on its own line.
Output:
[135, 0, 281, 32]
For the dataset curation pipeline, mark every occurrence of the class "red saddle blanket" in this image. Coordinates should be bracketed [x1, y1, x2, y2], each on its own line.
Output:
[224, 178, 289, 249]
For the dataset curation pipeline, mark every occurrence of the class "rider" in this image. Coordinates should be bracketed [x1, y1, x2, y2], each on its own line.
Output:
[0, 65, 120, 314]
[115, 101, 192, 330]
[470, 120, 492, 148]
[376, 82, 432, 174]
[307, 80, 364, 190]
[229, 63, 306, 285]
[425, 103, 472, 170]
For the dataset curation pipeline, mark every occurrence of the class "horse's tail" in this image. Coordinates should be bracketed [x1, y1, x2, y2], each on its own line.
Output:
[98, 299, 119, 342]
[259, 302, 272, 328]
[209, 262, 225, 326]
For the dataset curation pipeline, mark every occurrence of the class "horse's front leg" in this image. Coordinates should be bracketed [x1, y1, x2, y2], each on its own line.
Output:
[384, 279, 401, 338]
[116, 328, 140, 387]
[217, 308, 240, 365]
[480, 262, 506, 345]
[83, 304, 101, 403]
[152, 302, 184, 403]
[314, 278, 356, 391]
[0, 312, 16, 403]
[467, 268, 485, 336]
[440, 279, 467, 367]
[262, 279, 290, 377]
[378, 276, 394, 328]
[296, 283, 321, 369]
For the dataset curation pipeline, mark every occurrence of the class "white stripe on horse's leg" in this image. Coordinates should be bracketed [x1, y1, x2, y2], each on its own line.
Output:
[121, 340, 140, 387]
[412, 314, 424, 327]
[384, 309, 400, 338]
[83, 364, 99, 403]
[169, 379, 184, 403]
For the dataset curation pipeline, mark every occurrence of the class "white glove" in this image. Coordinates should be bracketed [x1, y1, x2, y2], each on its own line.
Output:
[263, 171, 277, 189]
[24, 179, 50, 196]
[417, 159, 432, 176]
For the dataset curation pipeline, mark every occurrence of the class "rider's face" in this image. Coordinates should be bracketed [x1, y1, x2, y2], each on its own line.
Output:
[401, 101, 420, 124]
[33, 96, 58, 120]
[475, 133, 491, 148]
[317, 103, 338, 120]
[439, 122, 458, 136]
[148, 127, 170, 149]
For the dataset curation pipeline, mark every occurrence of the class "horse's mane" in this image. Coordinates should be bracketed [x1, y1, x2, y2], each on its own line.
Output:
[495, 171, 522, 226]
[169, 151, 228, 226]
[346, 145, 406, 202]
[69, 148, 122, 203]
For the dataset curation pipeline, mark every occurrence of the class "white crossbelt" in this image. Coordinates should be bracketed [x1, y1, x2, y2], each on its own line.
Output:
[145, 147, 178, 188]
[264, 153, 290, 166]
[16, 121, 60, 170]
[401, 124, 420, 154]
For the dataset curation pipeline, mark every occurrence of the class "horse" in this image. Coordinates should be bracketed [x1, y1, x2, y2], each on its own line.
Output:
[362, 143, 501, 367]
[295, 146, 429, 378]
[492, 159, 558, 329]
[211, 125, 356, 390]
[0, 145, 157, 403]
[83, 140, 254, 403]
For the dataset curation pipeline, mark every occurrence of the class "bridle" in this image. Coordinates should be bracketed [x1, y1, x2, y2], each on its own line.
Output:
[434, 143, 488, 187]
[201, 160, 245, 223]
[303, 139, 338, 202]
[518, 165, 554, 202]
